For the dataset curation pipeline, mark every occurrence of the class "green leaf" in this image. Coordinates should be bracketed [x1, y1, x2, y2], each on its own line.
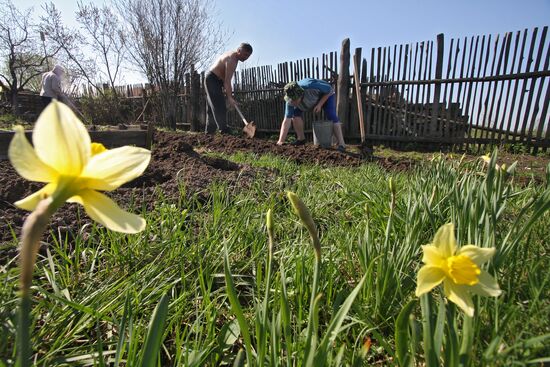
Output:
[139, 292, 170, 367]
[114, 293, 132, 366]
[232, 348, 246, 367]
[314, 275, 367, 365]
[395, 299, 417, 367]
[223, 245, 255, 366]
[420, 294, 438, 367]
[433, 295, 446, 360]
[95, 319, 106, 367]
[218, 318, 241, 350]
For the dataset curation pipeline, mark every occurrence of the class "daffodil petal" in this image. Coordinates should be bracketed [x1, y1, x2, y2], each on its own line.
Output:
[470, 270, 502, 297]
[82, 146, 151, 191]
[444, 280, 474, 317]
[68, 189, 145, 233]
[415, 265, 445, 296]
[432, 223, 456, 258]
[33, 100, 91, 176]
[8, 126, 58, 183]
[457, 245, 496, 266]
[421, 245, 444, 266]
[14, 183, 57, 211]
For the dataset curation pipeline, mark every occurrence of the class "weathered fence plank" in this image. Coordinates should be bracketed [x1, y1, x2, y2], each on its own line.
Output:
[337, 39, 351, 132]
[353, 48, 365, 143]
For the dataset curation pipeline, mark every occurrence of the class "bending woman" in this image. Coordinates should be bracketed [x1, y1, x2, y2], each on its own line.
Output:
[277, 78, 345, 151]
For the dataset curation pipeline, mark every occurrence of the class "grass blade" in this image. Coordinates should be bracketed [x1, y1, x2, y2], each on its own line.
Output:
[139, 292, 170, 367]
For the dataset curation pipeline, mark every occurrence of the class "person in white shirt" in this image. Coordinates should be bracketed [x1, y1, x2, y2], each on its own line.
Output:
[40, 65, 66, 108]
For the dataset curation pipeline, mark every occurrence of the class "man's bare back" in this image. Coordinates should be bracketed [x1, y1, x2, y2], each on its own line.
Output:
[208, 45, 252, 107]
[210, 51, 238, 81]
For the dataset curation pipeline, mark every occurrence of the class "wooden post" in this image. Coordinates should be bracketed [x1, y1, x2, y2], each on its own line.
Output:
[361, 58, 368, 136]
[190, 65, 200, 132]
[145, 122, 155, 149]
[430, 34, 444, 135]
[337, 38, 351, 132]
[353, 48, 366, 143]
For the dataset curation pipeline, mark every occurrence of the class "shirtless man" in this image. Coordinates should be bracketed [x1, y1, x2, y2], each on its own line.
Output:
[205, 43, 253, 134]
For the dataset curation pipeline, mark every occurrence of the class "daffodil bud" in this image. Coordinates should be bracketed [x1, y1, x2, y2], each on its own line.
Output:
[506, 161, 517, 175]
[266, 209, 274, 253]
[287, 192, 321, 259]
[388, 177, 395, 196]
[266, 208, 273, 232]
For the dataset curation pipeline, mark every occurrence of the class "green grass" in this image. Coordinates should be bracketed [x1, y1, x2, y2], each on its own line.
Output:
[0, 113, 32, 130]
[1, 151, 549, 366]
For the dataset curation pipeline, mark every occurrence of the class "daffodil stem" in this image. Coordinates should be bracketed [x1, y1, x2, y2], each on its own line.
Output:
[303, 255, 321, 365]
[17, 292, 31, 367]
[17, 198, 54, 367]
[445, 304, 459, 367]
[420, 294, 439, 367]
[258, 210, 274, 364]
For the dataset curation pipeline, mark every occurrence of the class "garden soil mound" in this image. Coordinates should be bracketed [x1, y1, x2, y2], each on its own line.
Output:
[0, 131, 375, 257]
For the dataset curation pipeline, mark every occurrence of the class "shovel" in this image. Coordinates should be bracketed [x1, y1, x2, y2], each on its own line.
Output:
[234, 104, 256, 138]
[63, 96, 88, 122]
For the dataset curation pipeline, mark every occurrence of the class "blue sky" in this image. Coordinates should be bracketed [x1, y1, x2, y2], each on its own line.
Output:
[215, 0, 549, 69]
[18, 0, 550, 81]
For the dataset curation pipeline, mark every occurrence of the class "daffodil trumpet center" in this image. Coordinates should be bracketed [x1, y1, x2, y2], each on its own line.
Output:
[446, 254, 480, 285]
[91, 142, 107, 156]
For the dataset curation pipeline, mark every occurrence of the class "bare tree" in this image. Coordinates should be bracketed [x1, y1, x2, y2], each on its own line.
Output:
[118, 0, 225, 129]
[0, 0, 58, 114]
[76, 1, 126, 91]
[40, 2, 103, 96]
[2, 53, 49, 93]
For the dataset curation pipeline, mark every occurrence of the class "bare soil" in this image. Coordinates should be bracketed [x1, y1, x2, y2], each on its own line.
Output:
[0, 131, 374, 260]
[1, 130, 547, 262]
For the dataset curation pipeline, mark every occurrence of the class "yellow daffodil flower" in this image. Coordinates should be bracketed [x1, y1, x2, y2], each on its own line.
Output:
[481, 153, 501, 170]
[480, 153, 491, 164]
[8, 100, 151, 233]
[415, 223, 501, 316]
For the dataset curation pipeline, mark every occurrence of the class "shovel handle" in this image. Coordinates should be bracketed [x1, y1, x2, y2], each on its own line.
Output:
[64, 97, 86, 121]
[234, 104, 249, 126]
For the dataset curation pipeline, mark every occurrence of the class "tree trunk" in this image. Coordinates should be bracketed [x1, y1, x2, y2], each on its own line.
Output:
[10, 90, 19, 115]
[160, 90, 178, 130]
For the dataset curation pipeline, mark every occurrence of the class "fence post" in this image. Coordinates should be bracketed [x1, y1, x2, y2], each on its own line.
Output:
[353, 48, 366, 143]
[430, 33, 444, 135]
[190, 65, 200, 132]
[337, 38, 351, 133]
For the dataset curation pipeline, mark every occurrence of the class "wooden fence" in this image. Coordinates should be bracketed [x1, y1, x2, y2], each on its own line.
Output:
[353, 27, 550, 153]
[227, 27, 549, 153]
[11, 27, 548, 154]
